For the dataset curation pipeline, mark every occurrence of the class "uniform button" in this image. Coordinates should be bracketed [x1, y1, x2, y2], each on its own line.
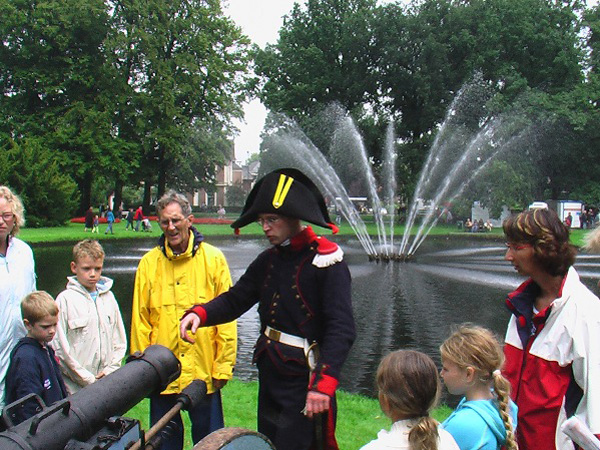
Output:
[273, 302, 278, 306]
[270, 310, 275, 315]
[270, 319, 275, 323]
[300, 304, 306, 309]
[275, 294, 280, 299]
[267, 339, 271, 344]
[295, 295, 300, 299]
[291, 285, 297, 289]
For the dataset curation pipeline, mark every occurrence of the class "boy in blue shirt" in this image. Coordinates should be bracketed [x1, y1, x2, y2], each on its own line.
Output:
[4, 291, 68, 425]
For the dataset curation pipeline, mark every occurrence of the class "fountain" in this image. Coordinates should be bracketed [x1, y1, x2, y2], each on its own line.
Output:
[260, 76, 539, 260]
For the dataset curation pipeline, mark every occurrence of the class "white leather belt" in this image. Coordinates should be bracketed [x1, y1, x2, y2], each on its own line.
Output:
[264, 326, 308, 349]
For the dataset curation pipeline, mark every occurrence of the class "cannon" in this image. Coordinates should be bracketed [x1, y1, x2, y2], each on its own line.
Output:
[0, 344, 274, 450]
[0, 345, 180, 450]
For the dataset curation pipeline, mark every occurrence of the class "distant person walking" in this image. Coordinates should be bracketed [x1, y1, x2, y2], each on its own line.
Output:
[125, 208, 134, 230]
[84, 207, 94, 231]
[134, 206, 143, 232]
[104, 209, 115, 235]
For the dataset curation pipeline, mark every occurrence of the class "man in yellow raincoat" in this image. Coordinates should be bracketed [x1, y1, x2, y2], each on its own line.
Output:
[131, 190, 236, 450]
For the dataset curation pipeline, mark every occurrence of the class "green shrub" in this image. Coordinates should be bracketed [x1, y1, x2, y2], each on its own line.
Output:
[0, 139, 79, 227]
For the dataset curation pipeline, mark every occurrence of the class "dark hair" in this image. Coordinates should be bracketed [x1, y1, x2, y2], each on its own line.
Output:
[376, 350, 441, 450]
[503, 208, 576, 276]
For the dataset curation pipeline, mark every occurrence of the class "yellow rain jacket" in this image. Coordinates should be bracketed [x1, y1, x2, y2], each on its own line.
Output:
[130, 229, 236, 394]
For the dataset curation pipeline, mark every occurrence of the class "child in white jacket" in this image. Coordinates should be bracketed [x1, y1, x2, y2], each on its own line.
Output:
[360, 350, 459, 450]
[52, 239, 127, 394]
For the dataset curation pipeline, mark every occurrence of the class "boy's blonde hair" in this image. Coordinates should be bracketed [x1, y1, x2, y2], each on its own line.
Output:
[21, 291, 58, 324]
[376, 350, 441, 450]
[73, 239, 105, 263]
[0, 185, 26, 236]
[440, 324, 518, 450]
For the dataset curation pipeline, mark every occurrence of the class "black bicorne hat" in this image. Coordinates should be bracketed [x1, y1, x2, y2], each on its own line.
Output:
[231, 168, 336, 232]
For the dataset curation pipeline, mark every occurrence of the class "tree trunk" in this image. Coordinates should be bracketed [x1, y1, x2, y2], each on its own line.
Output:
[78, 170, 93, 216]
[113, 179, 123, 212]
[143, 180, 152, 214]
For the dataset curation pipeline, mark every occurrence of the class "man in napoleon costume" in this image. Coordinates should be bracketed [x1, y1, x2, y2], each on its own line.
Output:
[180, 168, 356, 450]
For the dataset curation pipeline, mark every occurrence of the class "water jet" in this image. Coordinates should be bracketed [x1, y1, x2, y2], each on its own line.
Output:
[262, 76, 537, 261]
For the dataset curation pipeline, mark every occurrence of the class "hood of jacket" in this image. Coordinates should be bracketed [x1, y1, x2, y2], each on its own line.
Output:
[458, 398, 512, 444]
[158, 226, 204, 260]
[65, 275, 114, 296]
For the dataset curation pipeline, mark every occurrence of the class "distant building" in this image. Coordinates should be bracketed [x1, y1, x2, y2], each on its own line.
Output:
[192, 149, 260, 209]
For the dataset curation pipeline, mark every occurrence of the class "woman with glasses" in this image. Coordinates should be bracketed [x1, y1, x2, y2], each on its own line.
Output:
[0, 186, 36, 413]
[502, 208, 600, 450]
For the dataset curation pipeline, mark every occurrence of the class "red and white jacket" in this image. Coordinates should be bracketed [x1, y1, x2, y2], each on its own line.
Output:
[504, 267, 600, 450]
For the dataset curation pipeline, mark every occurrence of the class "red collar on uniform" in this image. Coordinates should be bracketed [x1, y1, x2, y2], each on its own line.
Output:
[289, 226, 339, 254]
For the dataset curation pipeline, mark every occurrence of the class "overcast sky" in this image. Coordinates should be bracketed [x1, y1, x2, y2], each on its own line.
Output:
[223, 0, 300, 163]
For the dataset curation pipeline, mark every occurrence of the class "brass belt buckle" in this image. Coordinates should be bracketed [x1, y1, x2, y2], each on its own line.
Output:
[268, 329, 281, 341]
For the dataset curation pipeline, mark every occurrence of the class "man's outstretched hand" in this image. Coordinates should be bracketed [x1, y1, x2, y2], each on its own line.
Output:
[180, 313, 201, 344]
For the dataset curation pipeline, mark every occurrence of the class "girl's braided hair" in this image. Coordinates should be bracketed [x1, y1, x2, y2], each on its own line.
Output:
[440, 324, 518, 450]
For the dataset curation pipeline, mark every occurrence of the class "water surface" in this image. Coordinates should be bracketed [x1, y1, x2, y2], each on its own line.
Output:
[32, 235, 600, 399]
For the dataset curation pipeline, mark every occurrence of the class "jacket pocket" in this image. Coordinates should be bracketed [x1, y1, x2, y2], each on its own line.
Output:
[68, 316, 89, 330]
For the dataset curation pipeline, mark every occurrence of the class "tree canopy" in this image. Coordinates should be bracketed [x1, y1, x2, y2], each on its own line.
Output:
[0, 0, 251, 223]
[3, 0, 600, 224]
[255, 0, 600, 214]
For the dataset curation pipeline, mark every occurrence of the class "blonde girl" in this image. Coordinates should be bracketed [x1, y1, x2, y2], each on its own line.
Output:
[440, 324, 518, 450]
[360, 350, 459, 450]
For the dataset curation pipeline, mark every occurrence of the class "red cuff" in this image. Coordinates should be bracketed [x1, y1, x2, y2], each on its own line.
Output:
[182, 305, 207, 324]
[309, 372, 338, 397]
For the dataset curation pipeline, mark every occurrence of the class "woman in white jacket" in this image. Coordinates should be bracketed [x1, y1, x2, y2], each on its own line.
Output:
[360, 350, 459, 450]
[0, 186, 36, 411]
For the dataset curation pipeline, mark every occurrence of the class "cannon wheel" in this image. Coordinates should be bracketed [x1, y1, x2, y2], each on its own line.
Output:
[192, 427, 275, 450]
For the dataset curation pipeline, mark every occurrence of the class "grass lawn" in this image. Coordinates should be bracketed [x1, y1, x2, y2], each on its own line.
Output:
[124, 378, 453, 450]
[19, 218, 591, 248]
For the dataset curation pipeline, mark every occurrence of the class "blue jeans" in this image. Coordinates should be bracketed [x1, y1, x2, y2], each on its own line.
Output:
[149, 391, 224, 450]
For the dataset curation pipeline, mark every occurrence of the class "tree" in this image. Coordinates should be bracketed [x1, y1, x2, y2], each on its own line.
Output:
[0, 0, 127, 214]
[226, 182, 246, 207]
[254, 0, 381, 159]
[256, 0, 587, 207]
[113, 0, 252, 201]
[0, 139, 79, 226]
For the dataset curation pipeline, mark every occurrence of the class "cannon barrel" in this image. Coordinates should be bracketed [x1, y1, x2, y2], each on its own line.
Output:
[0, 344, 181, 450]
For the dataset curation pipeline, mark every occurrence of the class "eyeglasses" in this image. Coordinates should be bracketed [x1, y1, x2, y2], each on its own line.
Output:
[505, 242, 532, 251]
[159, 217, 184, 227]
[257, 216, 280, 227]
[0, 212, 14, 222]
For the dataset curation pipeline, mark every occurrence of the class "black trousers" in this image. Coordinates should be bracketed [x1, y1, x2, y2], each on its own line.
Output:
[256, 356, 338, 450]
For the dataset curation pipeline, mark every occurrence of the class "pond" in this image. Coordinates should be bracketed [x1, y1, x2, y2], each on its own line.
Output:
[31, 234, 600, 401]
